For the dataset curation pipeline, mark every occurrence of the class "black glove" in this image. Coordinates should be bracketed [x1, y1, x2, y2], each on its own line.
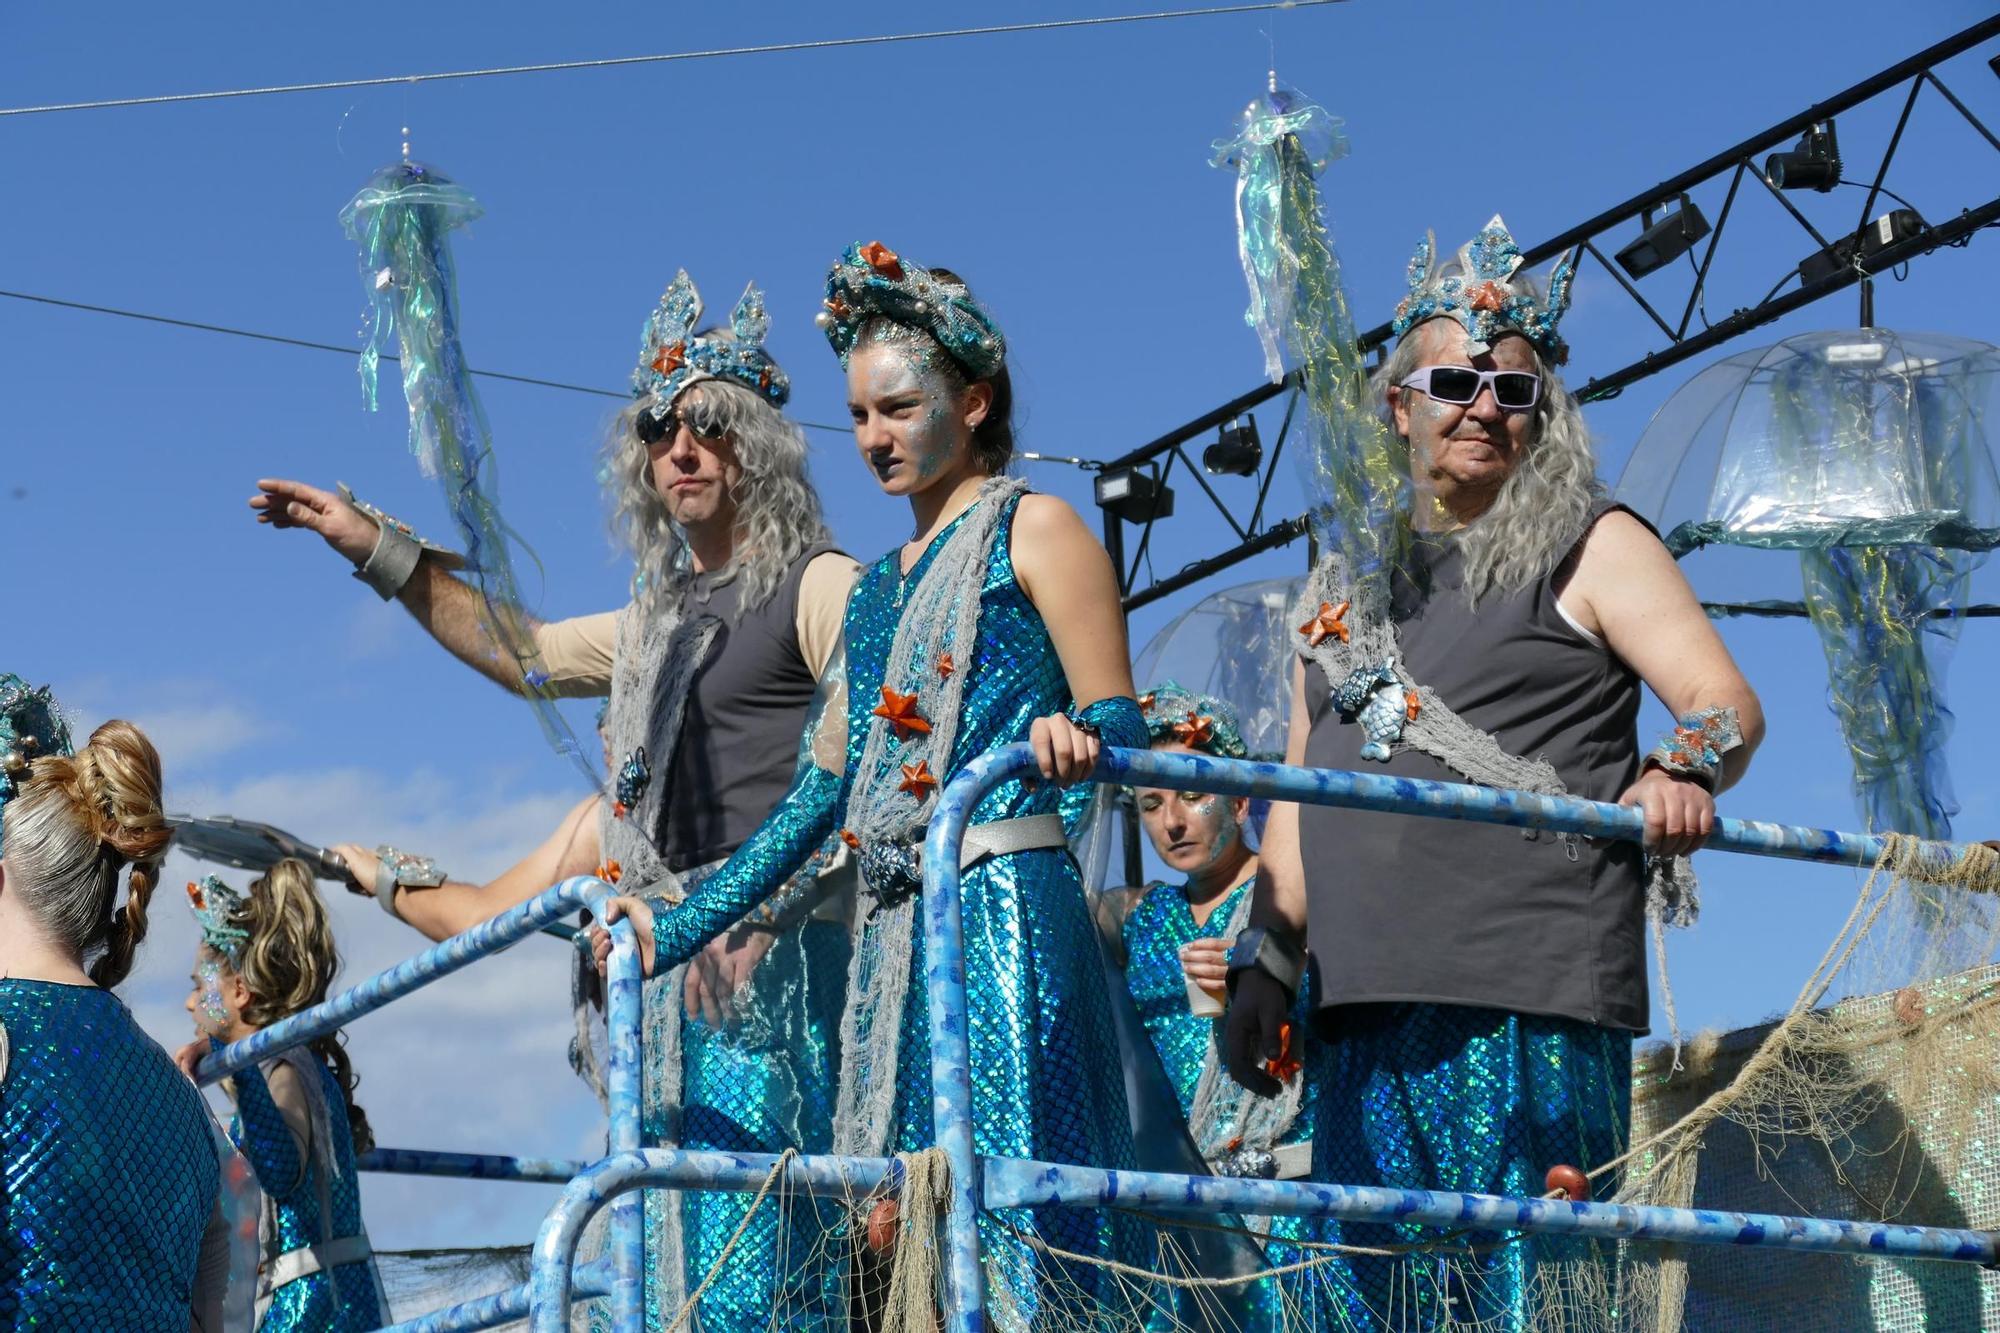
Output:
[1223, 966, 1293, 1098]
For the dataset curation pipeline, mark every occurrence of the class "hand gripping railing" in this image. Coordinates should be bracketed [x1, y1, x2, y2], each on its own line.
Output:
[520, 746, 1997, 1331]
[193, 876, 647, 1333]
[918, 745, 2000, 1333]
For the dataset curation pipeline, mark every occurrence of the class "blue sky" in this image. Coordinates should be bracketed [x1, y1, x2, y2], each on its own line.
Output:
[4, 1, 1998, 1257]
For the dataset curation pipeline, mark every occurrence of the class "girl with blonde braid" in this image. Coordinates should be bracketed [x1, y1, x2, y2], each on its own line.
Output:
[0, 675, 229, 1329]
[175, 859, 388, 1330]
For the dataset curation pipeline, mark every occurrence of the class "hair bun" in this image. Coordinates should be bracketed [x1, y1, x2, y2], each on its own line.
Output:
[74, 720, 169, 866]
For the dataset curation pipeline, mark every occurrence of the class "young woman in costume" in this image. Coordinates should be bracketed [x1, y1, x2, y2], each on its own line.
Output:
[1102, 683, 1325, 1328]
[596, 242, 1150, 1316]
[0, 677, 230, 1329]
[174, 859, 388, 1330]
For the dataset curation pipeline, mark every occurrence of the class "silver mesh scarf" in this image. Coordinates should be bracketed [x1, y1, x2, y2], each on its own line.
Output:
[1293, 552, 1699, 923]
[832, 475, 1029, 1158]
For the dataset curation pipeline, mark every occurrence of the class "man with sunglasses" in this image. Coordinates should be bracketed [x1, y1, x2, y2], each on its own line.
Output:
[250, 275, 858, 1330]
[1227, 217, 1764, 1326]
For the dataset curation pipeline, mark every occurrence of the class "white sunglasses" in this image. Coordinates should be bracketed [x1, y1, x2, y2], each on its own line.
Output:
[1399, 365, 1542, 410]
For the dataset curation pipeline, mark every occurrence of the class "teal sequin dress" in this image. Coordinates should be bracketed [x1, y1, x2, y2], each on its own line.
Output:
[228, 1054, 384, 1331]
[0, 980, 219, 1330]
[650, 493, 1150, 1321]
[1120, 879, 1329, 1329]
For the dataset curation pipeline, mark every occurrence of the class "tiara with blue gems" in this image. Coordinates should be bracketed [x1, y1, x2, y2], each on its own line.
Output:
[1391, 215, 1576, 365]
[815, 241, 1007, 380]
[186, 874, 251, 964]
[1138, 681, 1250, 761]
[0, 674, 73, 826]
[632, 271, 790, 415]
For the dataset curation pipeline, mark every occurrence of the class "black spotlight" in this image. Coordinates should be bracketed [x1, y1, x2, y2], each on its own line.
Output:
[1093, 466, 1175, 524]
[1765, 120, 1841, 192]
[1202, 415, 1263, 477]
[1615, 195, 1711, 279]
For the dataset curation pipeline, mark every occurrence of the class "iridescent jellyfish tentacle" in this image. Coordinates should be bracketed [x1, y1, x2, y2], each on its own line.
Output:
[340, 160, 596, 785]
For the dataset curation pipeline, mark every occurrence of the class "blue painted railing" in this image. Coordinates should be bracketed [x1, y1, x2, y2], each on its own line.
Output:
[469, 748, 1994, 1331]
[191, 876, 644, 1333]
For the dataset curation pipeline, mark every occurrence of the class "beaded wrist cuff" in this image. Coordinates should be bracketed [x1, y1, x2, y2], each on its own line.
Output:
[1645, 706, 1743, 791]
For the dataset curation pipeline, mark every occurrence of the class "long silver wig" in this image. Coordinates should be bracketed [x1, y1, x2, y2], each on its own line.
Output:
[601, 376, 833, 618]
[1372, 312, 1603, 605]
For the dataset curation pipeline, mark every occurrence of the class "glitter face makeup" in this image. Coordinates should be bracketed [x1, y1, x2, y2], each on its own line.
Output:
[846, 336, 972, 495]
[192, 957, 231, 1034]
[1137, 788, 1244, 877]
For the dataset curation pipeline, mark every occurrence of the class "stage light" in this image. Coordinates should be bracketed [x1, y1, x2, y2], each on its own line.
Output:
[1094, 466, 1175, 524]
[1202, 415, 1263, 477]
[1614, 195, 1711, 279]
[1765, 121, 1841, 192]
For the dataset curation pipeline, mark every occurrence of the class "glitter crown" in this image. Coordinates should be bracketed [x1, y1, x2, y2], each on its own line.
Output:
[0, 674, 72, 823]
[1138, 681, 1250, 760]
[632, 271, 791, 414]
[1392, 215, 1576, 365]
[186, 874, 251, 963]
[816, 241, 1007, 380]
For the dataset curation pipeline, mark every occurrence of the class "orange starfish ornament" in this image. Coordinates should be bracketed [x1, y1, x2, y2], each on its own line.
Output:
[1173, 714, 1216, 749]
[594, 860, 623, 884]
[859, 241, 904, 279]
[1404, 690, 1422, 722]
[936, 653, 954, 679]
[898, 760, 938, 799]
[1264, 1022, 1304, 1082]
[1299, 600, 1351, 647]
[1137, 692, 1157, 712]
[840, 829, 862, 850]
[873, 687, 931, 739]
[652, 341, 686, 375]
[1469, 280, 1508, 313]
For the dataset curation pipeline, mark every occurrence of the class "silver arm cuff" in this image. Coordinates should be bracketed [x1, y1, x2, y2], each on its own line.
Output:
[352, 520, 424, 601]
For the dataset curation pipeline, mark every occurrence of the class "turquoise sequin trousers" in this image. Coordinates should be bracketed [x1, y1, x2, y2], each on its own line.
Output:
[1309, 1003, 1632, 1332]
[636, 866, 851, 1333]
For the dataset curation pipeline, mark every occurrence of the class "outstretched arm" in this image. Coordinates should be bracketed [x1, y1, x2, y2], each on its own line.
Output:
[250, 478, 616, 697]
[331, 792, 603, 942]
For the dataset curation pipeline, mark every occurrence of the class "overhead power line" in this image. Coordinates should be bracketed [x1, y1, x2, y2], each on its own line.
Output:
[0, 2, 1340, 118]
[0, 287, 853, 434]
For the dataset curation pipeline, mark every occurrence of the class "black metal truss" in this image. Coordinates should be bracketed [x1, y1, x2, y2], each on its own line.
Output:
[1103, 16, 2000, 612]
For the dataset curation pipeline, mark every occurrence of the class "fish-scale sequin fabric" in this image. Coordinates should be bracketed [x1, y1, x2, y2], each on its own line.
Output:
[1122, 879, 1327, 1330]
[650, 494, 1152, 1323]
[1311, 1002, 1630, 1330]
[1, 980, 217, 1329]
[230, 1057, 383, 1330]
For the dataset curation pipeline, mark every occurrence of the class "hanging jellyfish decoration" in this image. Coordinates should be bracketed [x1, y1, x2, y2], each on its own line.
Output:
[340, 160, 596, 784]
[1212, 81, 1410, 610]
[1615, 330, 2000, 839]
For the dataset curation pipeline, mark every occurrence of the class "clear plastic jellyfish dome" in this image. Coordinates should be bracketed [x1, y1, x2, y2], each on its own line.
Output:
[1615, 329, 2000, 840]
[1615, 329, 2000, 558]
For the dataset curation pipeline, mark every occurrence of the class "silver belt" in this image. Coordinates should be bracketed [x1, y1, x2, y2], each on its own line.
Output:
[260, 1233, 373, 1295]
[959, 812, 1067, 868]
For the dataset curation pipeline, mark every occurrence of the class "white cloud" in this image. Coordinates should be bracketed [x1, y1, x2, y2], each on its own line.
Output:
[126, 761, 608, 1254]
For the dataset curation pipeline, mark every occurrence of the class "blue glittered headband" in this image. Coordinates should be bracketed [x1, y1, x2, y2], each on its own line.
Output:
[633, 271, 791, 413]
[1392, 214, 1576, 366]
[1138, 681, 1250, 761]
[816, 241, 1007, 380]
[186, 874, 251, 964]
[0, 674, 73, 831]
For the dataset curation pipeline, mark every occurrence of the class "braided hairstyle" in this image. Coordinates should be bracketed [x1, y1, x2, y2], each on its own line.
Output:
[231, 858, 374, 1154]
[1, 719, 171, 987]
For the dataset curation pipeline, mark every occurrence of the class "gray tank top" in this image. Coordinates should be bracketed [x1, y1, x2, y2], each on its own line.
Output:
[654, 543, 840, 871]
[1299, 502, 1649, 1032]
